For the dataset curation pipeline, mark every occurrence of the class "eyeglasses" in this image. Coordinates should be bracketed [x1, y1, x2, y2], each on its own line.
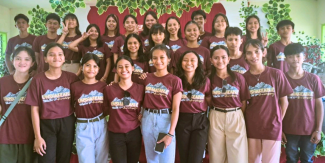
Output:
[123, 91, 130, 106]
[222, 80, 227, 93]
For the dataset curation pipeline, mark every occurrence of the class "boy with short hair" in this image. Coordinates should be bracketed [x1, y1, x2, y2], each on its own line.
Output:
[32, 13, 60, 73]
[6, 14, 36, 74]
[225, 27, 249, 74]
[282, 43, 325, 163]
[267, 20, 295, 72]
[191, 10, 211, 45]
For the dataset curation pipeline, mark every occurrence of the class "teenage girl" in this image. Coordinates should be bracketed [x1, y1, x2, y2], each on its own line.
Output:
[208, 45, 249, 163]
[114, 34, 148, 83]
[243, 39, 292, 163]
[0, 47, 36, 163]
[201, 13, 228, 50]
[173, 21, 211, 74]
[104, 55, 144, 163]
[26, 42, 79, 163]
[140, 44, 182, 163]
[68, 24, 111, 82]
[111, 14, 138, 65]
[71, 53, 109, 163]
[140, 11, 158, 52]
[57, 13, 82, 74]
[165, 17, 187, 53]
[175, 51, 211, 163]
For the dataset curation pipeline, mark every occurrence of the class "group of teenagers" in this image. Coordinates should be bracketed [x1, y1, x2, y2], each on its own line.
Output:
[0, 8, 325, 163]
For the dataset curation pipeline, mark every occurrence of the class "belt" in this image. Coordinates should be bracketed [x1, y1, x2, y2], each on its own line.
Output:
[64, 60, 80, 64]
[145, 108, 172, 114]
[76, 114, 105, 123]
[211, 107, 241, 113]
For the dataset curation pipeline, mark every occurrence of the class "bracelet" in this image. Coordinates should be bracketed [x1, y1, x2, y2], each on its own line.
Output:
[315, 130, 320, 133]
[167, 133, 174, 137]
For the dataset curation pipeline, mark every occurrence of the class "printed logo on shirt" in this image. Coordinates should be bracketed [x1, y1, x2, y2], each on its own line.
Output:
[212, 84, 239, 98]
[198, 54, 204, 63]
[133, 64, 144, 75]
[144, 39, 149, 47]
[111, 97, 139, 109]
[149, 59, 154, 67]
[288, 85, 314, 99]
[14, 42, 32, 50]
[210, 41, 226, 49]
[41, 44, 47, 52]
[105, 41, 114, 49]
[42, 86, 70, 103]
[231, 64, 247, 74]
[62, 41, 71, 49]
[198, 40, 202, 45]
[3, 91, 27, 105]
[87, 50, 104, 60]
[78, 90, 103, 106]
[276, 52, 286, 61]
[171, 45, 181, 52]
[145, 82, 169, 97]
[249, 82, 275, 97]
[120, 45, 124, 53]
[181, 89, 205, 102]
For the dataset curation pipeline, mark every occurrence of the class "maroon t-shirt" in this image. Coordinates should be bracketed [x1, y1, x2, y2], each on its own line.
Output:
[211, 72, 250, 108]
[101, 35, 118, 50]
[180, 78, 211, 113]
[60, 35, 82, 61]
[78, 45, 111, 80]
[25, 71, 79, 119]
[139, 34, 150, 52]
[243, 66, 293, 140]
[198, 31, 212, 45]
[229, 55, 250, 74]
[168, 39, 187, 53]
[200, 36, 226, 50]
[143, 73, 183, 109]
[267, 41, 290, 72]
[283, 72, 325, 135]
[111, 36, 126, 57]
[172, 46, 211, 73]
[71, 81, 107, 118]
[0, 75, 34, 144]
[104, 83, 144, 133]
[6, 34, 36, 56]
[32, 35, 58, 72]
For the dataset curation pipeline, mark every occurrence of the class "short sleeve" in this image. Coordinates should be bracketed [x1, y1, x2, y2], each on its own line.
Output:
[276, 70, 293, 98]
[200, 37, 210, 49]
[25, 78, 40, 106]
[5, 38, 13, 56]
[103, 86, 111, 116]
[313, 75, 325, 98]
[32, 37, 40, 53]
[172, 77, 183, 96]
[238, 74, 250, 101]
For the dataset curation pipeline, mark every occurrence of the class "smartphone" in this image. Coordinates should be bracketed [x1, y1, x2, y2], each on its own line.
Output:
[154, 133, 167, 154]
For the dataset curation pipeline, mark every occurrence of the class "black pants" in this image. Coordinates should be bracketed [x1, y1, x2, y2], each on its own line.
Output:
[176, 112, 209, 163]
[38, 114, 76, 163]
[109, 127, 142, 163]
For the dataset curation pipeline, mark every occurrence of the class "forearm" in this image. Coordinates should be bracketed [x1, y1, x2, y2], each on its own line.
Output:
[5, 54, 14, 73]
[241, 100, 247, 113]
[169, 92, 181, 135]
[31, 106, 42, 139]
[35, 52, 40, 65]
[113, 53, 118, 65]
[279, 96, 289, 120]
[57, 34, 67, 44]
[75, 65, 81, 76]
[103, 58, 111, 78]
[68, 37, 84, 52]
[315, 98, 324, 131]
[114, 73, 119, 83]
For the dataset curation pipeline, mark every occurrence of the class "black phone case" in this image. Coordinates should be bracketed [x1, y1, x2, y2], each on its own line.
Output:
[155, 133, 167, 153]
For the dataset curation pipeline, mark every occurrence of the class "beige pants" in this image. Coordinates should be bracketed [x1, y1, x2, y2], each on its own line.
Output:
[248, 139, 281, 163]
[61, 63, 80, 74]
[208, 109, 248, 163]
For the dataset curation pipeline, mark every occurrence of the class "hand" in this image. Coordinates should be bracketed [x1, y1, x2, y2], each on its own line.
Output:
[82, 31, 90, 40]
[34, 137, 46, 156]
[100, 77, 107, 82]
[281, 132, 287, 145]
[310, 131, 321, 144]
[138, 114, 143, 122]
[133, 25, 139, 34]
[139, 72, 148, 80]
[262, 32, 268, 47]
[157, 135, 173, 149]
[62, 22, 69, 35]
[109, 81, 116, 86]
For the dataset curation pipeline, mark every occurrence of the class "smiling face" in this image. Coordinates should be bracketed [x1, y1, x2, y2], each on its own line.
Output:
[226, 34, 242, 51]
[124, 17, 137, 32]
[15, 18, 29, 32]
[182, 52, 198, 73]
[127, 37, 140, 54]
[247, 17, 259, 34]
[46, 19, 60, 33]
[193, 15, 206, 30]
[214, 16, 227, 32]
[210, 49, 230, 71]
[185, 23, 200, 41]
[152, 49, 170, 71]
[145, 14, 157, 30]
[88, 26, 99, 40]
[285, 53, 305, 69]
[45, 46, 65, 68]
[64, 17, 78, 29]
[106, 16, 117, 31]
[167, 18, 180, 35]
[116, 59, 134, 79]
[244, 44, 264, 66]
[151, 31, 165, 45]
[82, 59, 99, 79]
[12, 50, 34, 73]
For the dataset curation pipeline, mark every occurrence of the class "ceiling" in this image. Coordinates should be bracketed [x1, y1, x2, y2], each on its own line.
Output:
[0, 0, 97, 9]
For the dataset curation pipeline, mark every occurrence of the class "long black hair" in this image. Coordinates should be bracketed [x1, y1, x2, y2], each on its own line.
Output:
[83, 24, 103, 47]
[123, 33, 147, 63]
[209, 45, 236, 83]
[184, 21, 200, 41]
[115, 55, 134, 68]
[212, 13, 229, 36]
[245, 15, 262, 41]
[165, 17, 185, 45]
[44, 42, 64, 57]
[81, 53, 100, 67]
[140, 11, 158, 37]
[12, 46, 37, 72]
[176, 50, 206, 90]
[63, 13, 82, 36]
[148, 24, 167, 49]
[103, 14, 120, 36]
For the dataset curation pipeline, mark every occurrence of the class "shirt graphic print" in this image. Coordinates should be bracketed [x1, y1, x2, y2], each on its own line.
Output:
[14, 42, 32, 50]
[171, 44, 181, 52]
[231, 64, 247, 74]
[41, 44, 47, 51]
[3, 91, 27, 104]
[42, 86, 70, 103]
[181, 89, 205, 103]
[111, 97, 139, 109]
[78, 90, 103, 106]
[105, 40, 114, 49]
[62, 41, 72, 49]
[249, 82, 275, 97]
[276, 52, 286, 61]
[145, 82, 169, 97]
[87, 50, 104, 59]
[210, 41, 226, 49]
[212, 84, 239, 98]
[289, 85, 314, 100]
[133, 64, 144, 75]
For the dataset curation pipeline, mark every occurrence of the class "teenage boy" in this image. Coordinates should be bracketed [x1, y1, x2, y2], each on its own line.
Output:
[267, 20, 295, 73]
[6, 14, 36, 74]
[32, 13, 60, 73]
[225, 27, 249, 74]
[191, 10, 211, 45]
[282, 43, 325, 163]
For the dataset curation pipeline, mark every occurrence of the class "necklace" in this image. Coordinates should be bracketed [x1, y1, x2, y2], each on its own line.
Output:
[253, 73, 262, 82]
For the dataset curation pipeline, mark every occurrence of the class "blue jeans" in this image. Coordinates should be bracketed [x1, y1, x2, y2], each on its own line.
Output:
[285, 134, 316, 163]
[141, 110, 176, 163]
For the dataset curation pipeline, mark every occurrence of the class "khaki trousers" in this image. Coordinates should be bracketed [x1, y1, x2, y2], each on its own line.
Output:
[248, 138, 281, 163]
